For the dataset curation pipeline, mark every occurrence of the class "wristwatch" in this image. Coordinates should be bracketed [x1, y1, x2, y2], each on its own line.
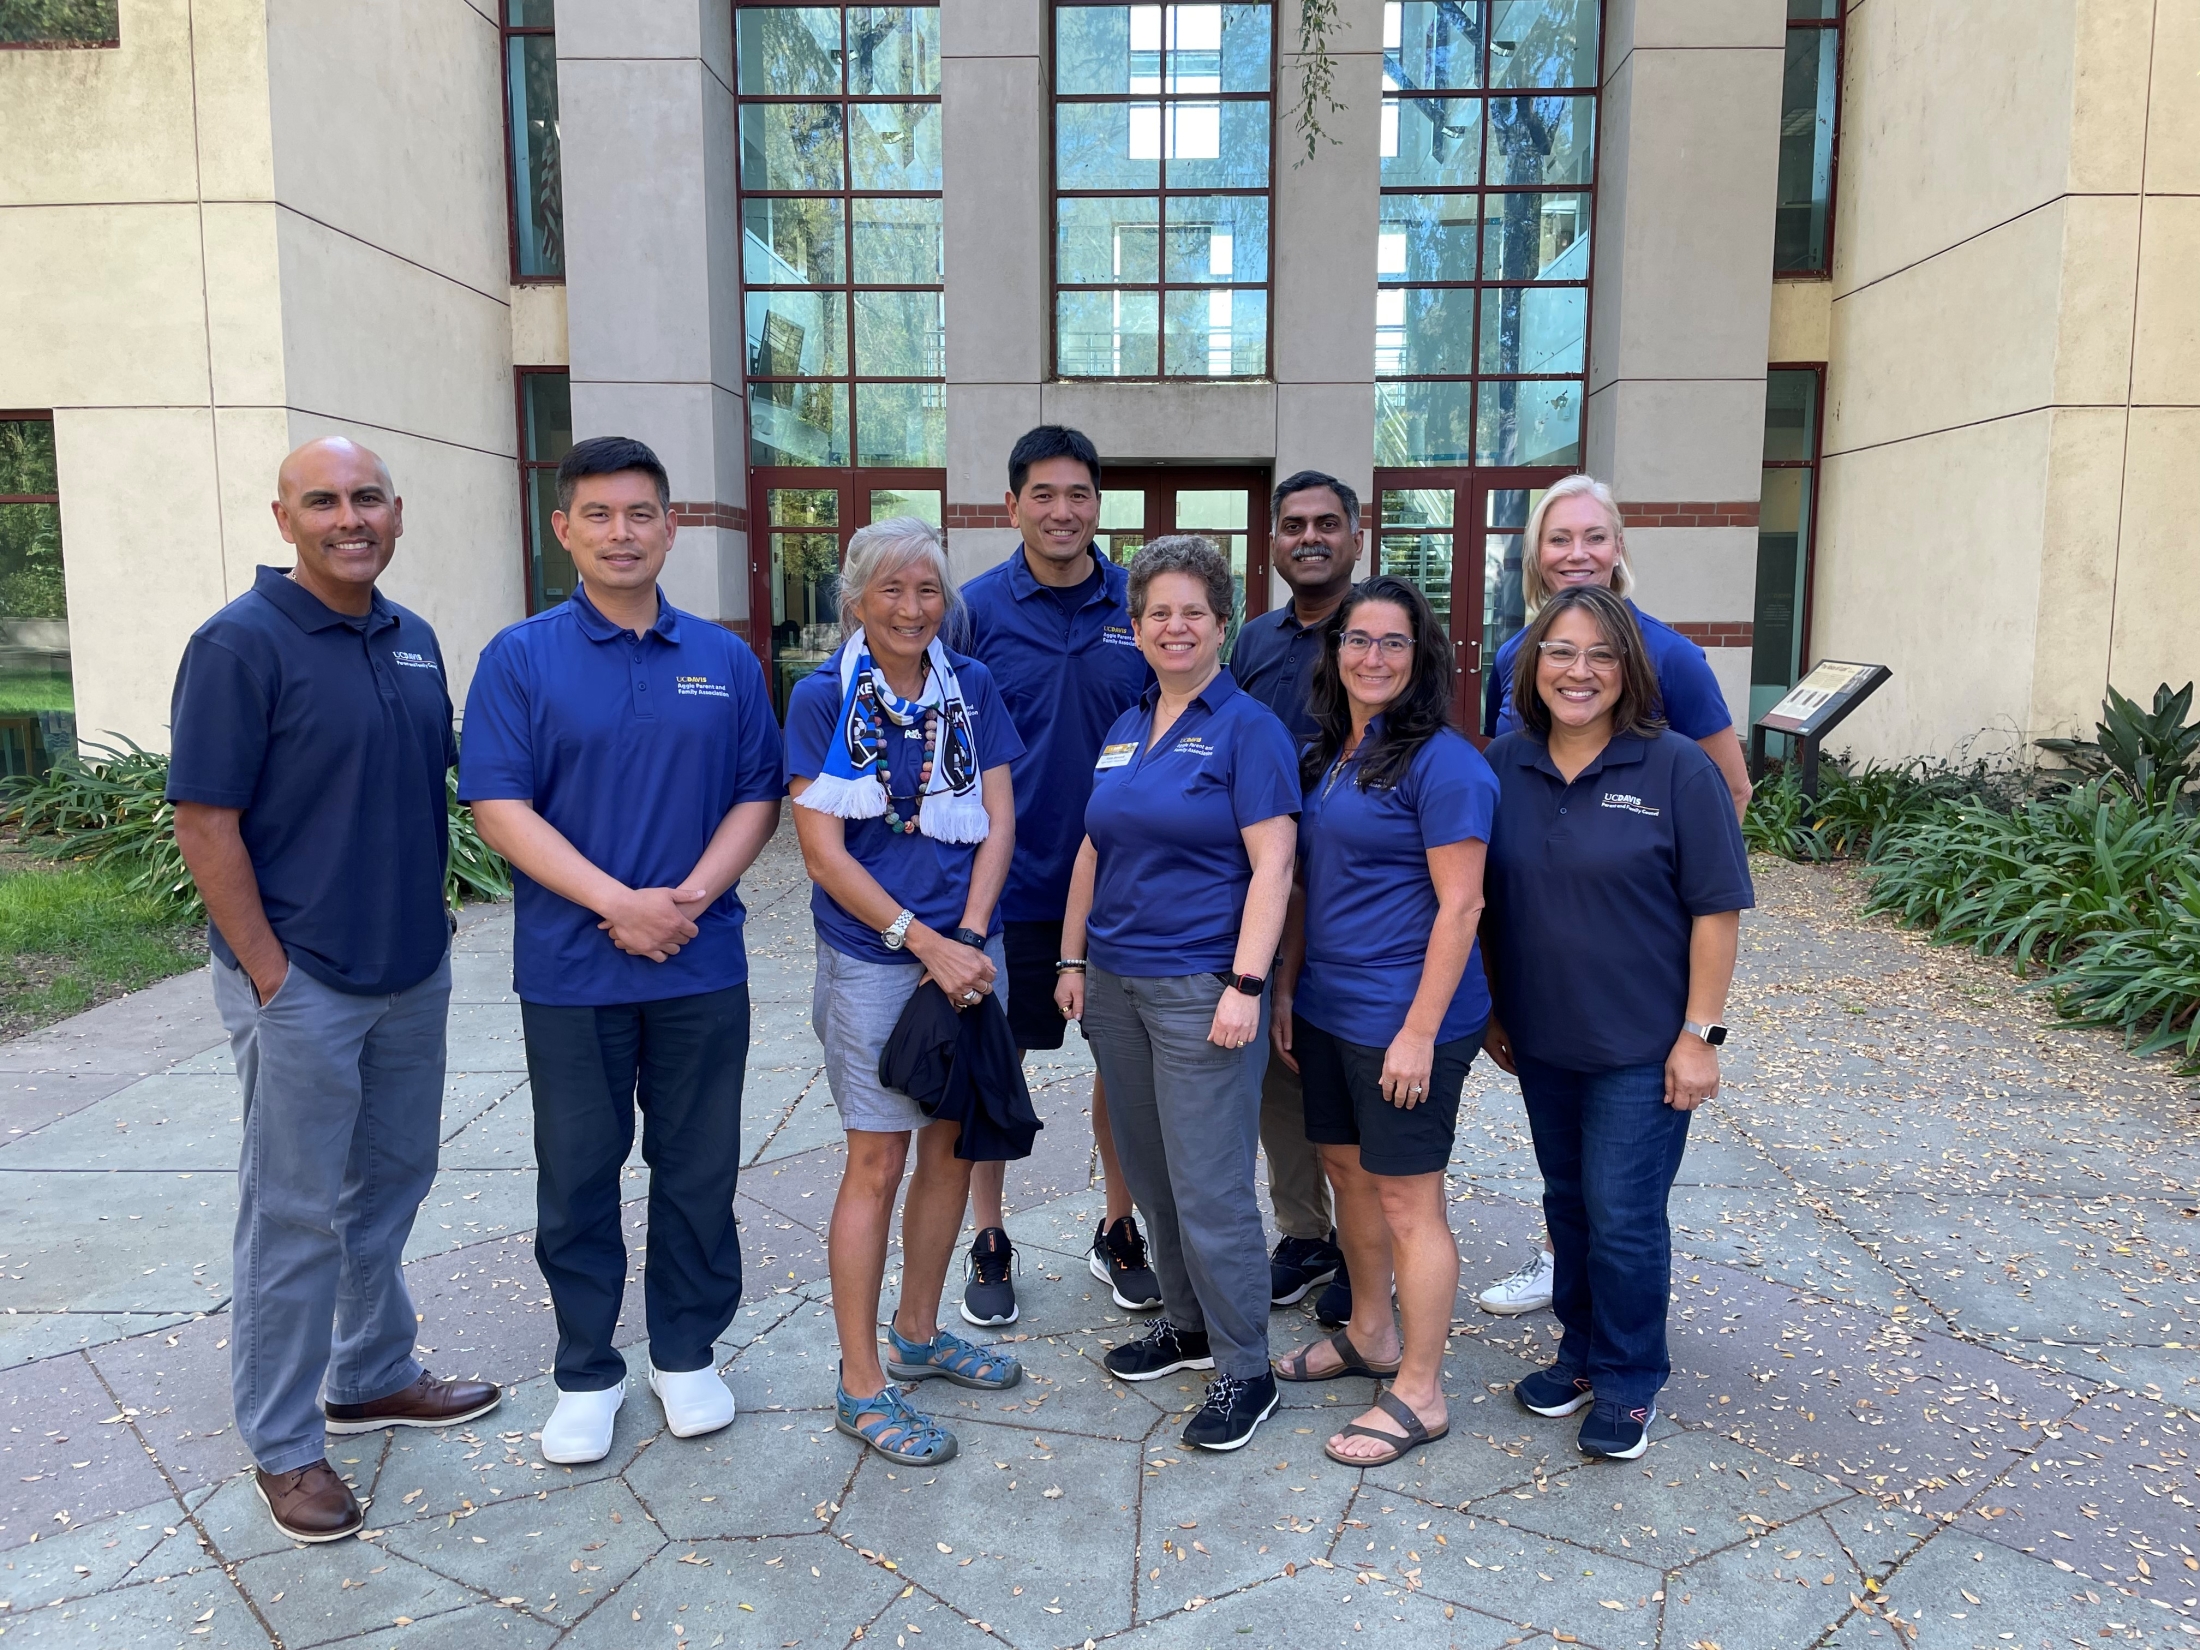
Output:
[882, 908, 916, 950]
[1682, 1019, 1728, 1046]
[1227, 973, 1266, 997]
[951, 926, 989, 950]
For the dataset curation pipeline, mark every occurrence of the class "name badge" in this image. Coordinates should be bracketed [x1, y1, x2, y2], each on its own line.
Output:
[1095, 742, 1137, 770]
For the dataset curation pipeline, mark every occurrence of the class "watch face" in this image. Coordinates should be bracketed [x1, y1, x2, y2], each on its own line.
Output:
[1706, 1024, 1728, 1046]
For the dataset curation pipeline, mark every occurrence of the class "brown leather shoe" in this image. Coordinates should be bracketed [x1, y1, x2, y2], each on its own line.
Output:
[324, 1371, 501, 1434]
[256, 1461, 363, 1543]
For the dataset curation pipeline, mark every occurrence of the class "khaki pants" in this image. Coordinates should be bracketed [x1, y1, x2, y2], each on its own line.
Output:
[1259, 1046, 1334, 1239]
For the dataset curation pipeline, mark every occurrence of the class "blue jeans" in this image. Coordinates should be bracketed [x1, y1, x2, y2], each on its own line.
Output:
[215, 952, 451, 1473]
[1515, 1054, 1692, 1408]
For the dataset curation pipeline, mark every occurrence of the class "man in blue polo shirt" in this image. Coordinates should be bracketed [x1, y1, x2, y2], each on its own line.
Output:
[1226, 470, 1364, 1325]
[461, 436, 784, 1467]
[170, 437, 500, 1545]
[957, 426, 1158, 1327]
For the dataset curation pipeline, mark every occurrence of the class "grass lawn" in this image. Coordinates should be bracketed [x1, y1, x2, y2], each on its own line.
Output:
[0, 851, 203, 1040]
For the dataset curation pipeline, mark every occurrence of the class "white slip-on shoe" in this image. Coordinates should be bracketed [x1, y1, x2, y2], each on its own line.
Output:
[648, 1362, 736, 1439]
[1476, 1248, 1556, 1316]
[540, 1382, 625, 1465]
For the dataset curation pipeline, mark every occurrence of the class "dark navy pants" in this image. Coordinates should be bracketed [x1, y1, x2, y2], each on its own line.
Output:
[1516, 1053, 1692, 1408]
[522, 982, 749, 1391]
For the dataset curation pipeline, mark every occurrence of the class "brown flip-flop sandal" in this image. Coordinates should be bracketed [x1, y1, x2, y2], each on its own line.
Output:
[1273, 1327, 1403, 1383]
[1322, 1389, 1450, 1468]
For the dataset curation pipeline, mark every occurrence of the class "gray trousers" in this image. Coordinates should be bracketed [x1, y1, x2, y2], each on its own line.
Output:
[1083, 966, 1271, 1378]
[214, 951, 451, 1473]
[1259, 1049, 1335, 1239]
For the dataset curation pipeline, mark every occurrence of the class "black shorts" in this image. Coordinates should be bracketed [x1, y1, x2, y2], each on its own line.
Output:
[1003, 920, 1072, 1051]
[1296, 1016, 1479, 1177]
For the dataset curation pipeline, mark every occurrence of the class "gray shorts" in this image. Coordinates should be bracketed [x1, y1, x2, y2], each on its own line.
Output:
[812, 933, 1009, 1133]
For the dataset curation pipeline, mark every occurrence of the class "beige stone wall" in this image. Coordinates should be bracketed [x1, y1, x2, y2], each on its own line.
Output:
[0, 0, 519, 751]
[1811, 0, 2199, 763]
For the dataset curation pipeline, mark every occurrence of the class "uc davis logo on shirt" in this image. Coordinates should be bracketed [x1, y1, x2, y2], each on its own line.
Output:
[1172, 735, 1218, 759]
[389, 650, 440, 672]
[1101, 624, 1138, 648]
[1601, 791, 1660, 817]
[675, 675, 729, 699]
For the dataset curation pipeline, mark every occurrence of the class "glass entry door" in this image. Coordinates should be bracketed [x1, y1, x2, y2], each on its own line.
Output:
[748, 469, 945, 712]
[1095, 467, 1271, 648]
[1372, 467, 1570, 736]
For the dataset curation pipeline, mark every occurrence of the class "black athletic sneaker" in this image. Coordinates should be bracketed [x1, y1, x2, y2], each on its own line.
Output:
[1577, 1397, 1656, 1459]
[958, 1227, 1018, 1327]
[1514, 1366, 1594, 1417]
[1312, 1254, 1353, 1327]
[1269, 1233, 1342, 1306]
[1090, 1215, 1162, 1310]
[1103, 1320, 1214, 1382]
[1181, 1370, 1280, 1452]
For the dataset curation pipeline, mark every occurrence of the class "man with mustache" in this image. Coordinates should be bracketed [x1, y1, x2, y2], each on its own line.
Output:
[1227, 470, 1366, 1327]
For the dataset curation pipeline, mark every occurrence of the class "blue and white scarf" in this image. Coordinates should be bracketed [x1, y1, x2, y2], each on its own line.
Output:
[794, 629, 988, 843]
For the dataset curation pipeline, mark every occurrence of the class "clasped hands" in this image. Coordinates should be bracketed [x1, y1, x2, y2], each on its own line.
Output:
[599, 883, 712, 961]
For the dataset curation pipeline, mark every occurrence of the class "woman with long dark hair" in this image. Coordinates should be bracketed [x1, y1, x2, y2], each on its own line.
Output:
[1269, 576, 1497, 1466]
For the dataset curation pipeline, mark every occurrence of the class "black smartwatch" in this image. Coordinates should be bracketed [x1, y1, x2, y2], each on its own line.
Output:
[1227, 972, 1265, 997]
[1682, 1019, 1729, 1046]
[951, 927, 989, 950]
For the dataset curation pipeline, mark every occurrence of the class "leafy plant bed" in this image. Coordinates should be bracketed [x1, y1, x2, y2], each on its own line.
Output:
[0, 847, 204, 1041]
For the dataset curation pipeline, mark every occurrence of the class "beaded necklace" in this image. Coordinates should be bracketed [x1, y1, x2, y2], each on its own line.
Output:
[864, 665, 937, 835]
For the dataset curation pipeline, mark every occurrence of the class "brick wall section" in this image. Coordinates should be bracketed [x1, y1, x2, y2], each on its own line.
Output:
[1618, 501, 1760, 529]
[1671, 621, 1755, 648]
[944, 503, 1014, 530]
[670, 501, 747, 532]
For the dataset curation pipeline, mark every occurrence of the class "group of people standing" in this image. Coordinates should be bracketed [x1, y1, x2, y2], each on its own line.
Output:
[166, 421, 1751, 1546]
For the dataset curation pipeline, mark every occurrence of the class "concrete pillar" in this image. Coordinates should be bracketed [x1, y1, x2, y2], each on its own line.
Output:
[558, 1, 751, 622]
[1586, 0, 1784, 721]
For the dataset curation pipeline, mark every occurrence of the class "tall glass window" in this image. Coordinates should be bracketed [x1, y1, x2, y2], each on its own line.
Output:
[1753, 367, 1820, 728]
[1375, 0, 1598, 469]
[1053, 2, 1275, 379]
[504, 2, 565, 280]
[0, 418, 74, 777]
[1, 2, 117, 46]
[517, 370, 575, 612]
[1775, 0, 1840, 276]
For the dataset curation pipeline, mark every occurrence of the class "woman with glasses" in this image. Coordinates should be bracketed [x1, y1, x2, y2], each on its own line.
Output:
[1481, 586, 1753, 1460]
[1053, 536, 1299, 1455]
[1269, 577, 1496, 1467]
[1474, 473, 1752, 1321]
[786, 518, 1025, 1466]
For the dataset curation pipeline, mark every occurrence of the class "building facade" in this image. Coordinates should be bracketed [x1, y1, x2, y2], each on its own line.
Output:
[0, 0, 2191, 764]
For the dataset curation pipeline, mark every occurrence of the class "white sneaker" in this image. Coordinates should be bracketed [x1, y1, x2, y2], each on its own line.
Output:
[648, 1362, 736, 1439]
[541, 1382, 625, 1464]
[1477, 1248, 1556, 1315]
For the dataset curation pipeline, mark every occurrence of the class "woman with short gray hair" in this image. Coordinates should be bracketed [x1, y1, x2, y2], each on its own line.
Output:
[1054, 535, 1300, 1454]
[785, 517, 1026, 1466]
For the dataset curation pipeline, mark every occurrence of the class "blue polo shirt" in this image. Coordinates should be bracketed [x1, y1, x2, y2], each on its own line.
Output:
[458, 586, 786, 1007]
[166, 566, 456, 996]
[1083, 670, 1301, 977]
[1298, 725, 1499, 1048]
[1483, 729, 1754, 1072]
[1485, 602, 1733, 740]
[784, 645, 1024, 966]
[960, 548, 1150, 922]
[1228, 605, 1327, 743]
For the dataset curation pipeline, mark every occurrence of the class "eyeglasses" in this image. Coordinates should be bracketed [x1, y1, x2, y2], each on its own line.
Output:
[1338, 631, 1413, 659]
[1537, 641, 1623, 673]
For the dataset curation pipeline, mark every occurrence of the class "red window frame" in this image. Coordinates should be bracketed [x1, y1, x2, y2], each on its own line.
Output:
[1773, 3, 1843, 280]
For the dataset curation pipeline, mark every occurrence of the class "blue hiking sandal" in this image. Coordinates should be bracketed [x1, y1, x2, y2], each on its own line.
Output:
[835, 1377, 958, 1465]
[884, 1324, 1024, 1391]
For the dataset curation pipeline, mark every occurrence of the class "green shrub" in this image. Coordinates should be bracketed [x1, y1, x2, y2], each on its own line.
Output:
[2036, 681, 2199, 810]
[445, 767, 513, 906]
[2040, 865, 2200, 1071]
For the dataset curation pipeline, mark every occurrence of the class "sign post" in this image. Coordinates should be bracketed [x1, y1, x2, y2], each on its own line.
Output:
[1750, 661, 1892, 799]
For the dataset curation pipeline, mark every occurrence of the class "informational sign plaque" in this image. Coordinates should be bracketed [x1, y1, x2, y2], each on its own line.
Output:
[1749, 660, 1891, 797]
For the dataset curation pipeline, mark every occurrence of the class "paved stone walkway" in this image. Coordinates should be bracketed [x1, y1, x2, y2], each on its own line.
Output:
[0, 827, 2192, 1648]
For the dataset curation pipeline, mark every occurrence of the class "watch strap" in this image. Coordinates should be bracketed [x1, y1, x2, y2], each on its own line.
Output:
[951, 927, 989, 950]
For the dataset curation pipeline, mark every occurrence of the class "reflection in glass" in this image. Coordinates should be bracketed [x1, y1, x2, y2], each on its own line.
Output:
[854, 290, 944, 377]
[1380, 486, 1454, 529]
[1383, 1, 1483, 92]
[1375, 379, 1475, 465]
[1212, 4, 1274, 91]
[520, 374, 574, 613]
[1480, 190, 1587, 280]
[737, 8, 843, 94]
[1377, 287, 1475, 377]
[740, 102, 845, 190]
[771, 530, 843, 710]
[768, 488, 839, 527]
[1753, 466, 1810, 698]
[855, 382, 947, 467]
[746, 291, 848, 378]
[0, 423, 74, 772]
[1381, 97, 1482, 188]
[1057, 103, 1160, 190]
[1164, 289, 1265, 376]
[1059, 196, 1162, 285]
[1057, 289, 1161, 376]
[1485, 94, 1591, 186]
[526, 470, 575, 610]
[1775, 25, 1837, 272]
[1057, 5, 1137, 93]
[1474, 377, 1580, 466]
[1380, 532, 1454, 638]
[506, 0, 555, 21]
[850, 102, 942, 190]
[1488, 0, 1598, 90]
[1165, 195, 1267, 282]
[847, 7, 941, 94]
[1477, 284, 1584, 374]
[1483, 527, 1525, 672]
[1155, 101, 1268, 189]
[1762, 367, 1817, 463]
[870, 488, 943, 526]
[743, 197, 845, 285]
[852, 197, 943, 283]
[1378, 194, 1480, 281]
[750, 380, 850, 465]
[1173, 491, 1249, 646]
[507, 33, 564, 277]
[1787, 0, 1837, 18]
